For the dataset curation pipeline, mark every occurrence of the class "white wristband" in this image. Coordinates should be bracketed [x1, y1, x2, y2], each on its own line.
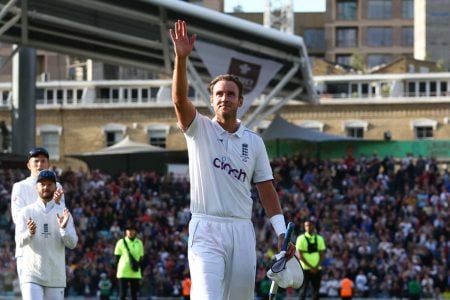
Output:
[270, 214, 286, 237]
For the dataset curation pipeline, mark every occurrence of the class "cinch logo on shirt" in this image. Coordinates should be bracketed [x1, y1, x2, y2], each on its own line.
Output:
[213, 158, 247, 182]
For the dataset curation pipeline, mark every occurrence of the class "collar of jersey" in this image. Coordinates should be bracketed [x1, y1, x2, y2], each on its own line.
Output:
[211, 118, 244, 138]
[37, 199, 56, 211]
[28, 176, 38, 184]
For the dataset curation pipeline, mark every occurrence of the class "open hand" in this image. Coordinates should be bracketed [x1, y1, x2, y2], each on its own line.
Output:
[54, 188, 64, 204]
[169, 20, 197, 58]
[57, 208, 71, 229]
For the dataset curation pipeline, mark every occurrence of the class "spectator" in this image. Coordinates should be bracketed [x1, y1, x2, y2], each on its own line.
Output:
[0, 152, 449, 298]
[97, 273, 112, 300]
[355, 269, 369, 297]
[421, 272, 434, 298]
[296, 219, 326, 300]
[340, 274, 354, 300]
[326, 272, 341, 298]
[407, 274, 421, 300]
[181, 273, 191, 300]
[114, 224, 144, 300]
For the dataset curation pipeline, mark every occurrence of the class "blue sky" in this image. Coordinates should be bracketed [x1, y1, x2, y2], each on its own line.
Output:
[224, 0, 326, 13]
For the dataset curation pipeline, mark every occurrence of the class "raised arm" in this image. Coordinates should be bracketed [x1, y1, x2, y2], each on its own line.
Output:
[169, 20, 197, 130]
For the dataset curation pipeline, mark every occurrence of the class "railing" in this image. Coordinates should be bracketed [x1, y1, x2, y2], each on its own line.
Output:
[315, 72, 450, 102]
[1, 72, 450, 108]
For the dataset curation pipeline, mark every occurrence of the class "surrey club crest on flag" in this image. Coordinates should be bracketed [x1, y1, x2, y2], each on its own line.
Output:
[228, 58, 261, 95]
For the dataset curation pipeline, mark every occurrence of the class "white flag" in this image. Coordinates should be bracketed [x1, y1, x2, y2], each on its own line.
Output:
[195, 40, 282, 118]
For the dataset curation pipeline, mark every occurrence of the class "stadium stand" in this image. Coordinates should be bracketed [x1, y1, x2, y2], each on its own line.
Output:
[0, 153, 448, 299]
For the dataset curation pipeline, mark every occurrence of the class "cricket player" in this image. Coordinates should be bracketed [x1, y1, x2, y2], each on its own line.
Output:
[11, 147, 65, 285]
[170, 20, 295, 300]
[15, 169, 77, 300]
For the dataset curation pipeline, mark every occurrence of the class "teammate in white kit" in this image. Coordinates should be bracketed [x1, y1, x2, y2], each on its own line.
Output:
[170, 20, 295, 300]
[10, 147, 65, 289]
[15, 169, 77, 300]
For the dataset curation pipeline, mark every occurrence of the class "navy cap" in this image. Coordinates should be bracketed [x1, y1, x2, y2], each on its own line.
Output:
[37, 170, 57, 183]
[28, 147, 49, 160]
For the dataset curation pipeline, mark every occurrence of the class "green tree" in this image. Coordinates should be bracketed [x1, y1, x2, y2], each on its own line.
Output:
[351, 50, 366, 73]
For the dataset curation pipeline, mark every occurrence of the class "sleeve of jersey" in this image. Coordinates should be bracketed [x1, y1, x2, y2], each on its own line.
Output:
[11, 183, 24, 224]
[182, 111, 200, 137]
[60, 216, 78, 249]
[252, 137, 274, 183]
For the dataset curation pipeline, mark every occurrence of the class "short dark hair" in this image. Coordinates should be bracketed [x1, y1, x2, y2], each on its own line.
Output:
[125, 224, 138, 231]
[208, 74, 243, 99]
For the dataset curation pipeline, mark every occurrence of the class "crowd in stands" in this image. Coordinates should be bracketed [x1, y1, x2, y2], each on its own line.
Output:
[0, 152, 449, 299]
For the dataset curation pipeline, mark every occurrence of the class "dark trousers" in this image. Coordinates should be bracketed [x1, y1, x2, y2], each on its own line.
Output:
[119, 278, 140, 300]
[300, 269, 322, 300]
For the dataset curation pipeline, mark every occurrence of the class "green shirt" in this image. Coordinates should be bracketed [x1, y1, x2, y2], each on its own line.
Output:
[114, 237, 144, 278]
[98, 278, 112, 296]
[295, 232, 326, 270]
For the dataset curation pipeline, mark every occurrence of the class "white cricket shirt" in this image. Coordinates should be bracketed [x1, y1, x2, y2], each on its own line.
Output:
[184, 112, 274, 219]
[11, 176, 65, 257]
[15, 199, 78, 287]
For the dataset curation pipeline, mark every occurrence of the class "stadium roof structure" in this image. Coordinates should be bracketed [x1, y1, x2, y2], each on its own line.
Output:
[0, 0, 317, 126]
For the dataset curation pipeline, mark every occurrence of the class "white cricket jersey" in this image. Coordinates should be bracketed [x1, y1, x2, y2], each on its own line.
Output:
[184, 112, 274, 219]
[15, 200, 78, 288]
[11, 176, 65, 257]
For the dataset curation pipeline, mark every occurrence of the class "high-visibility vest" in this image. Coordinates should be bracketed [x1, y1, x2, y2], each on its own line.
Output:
[341, 278, 353, 297]
[182, 278, 191, 296]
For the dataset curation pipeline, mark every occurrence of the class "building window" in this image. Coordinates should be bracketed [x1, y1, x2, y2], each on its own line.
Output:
[336, 54, 352, 67]
[304, 29, 325, 50]
[367, 27, 392, 47]
[411, 119, 437, 139]
[368, 0, 392, 19]
[336, 27, 358, 47]
[102, 123, 126, 146]
[37, 125, 63, 160]
[401, 27, 414, 46]
[402, 0, 413, 19]
[344, 120, 368, 138]
[346, 127, 364, 138]
[367, 54, 392, 68]
[1, 90, 10, 106]
[298, 121, 325, 132]
[337, 0, 357, 20]
[415, 126, 433, 139]
[105, 131, 124, 146]
[146, 124, 170, 148]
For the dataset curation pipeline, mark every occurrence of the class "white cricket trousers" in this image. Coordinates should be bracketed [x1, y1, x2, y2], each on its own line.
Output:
[21, 282, 64, 300]
[188, 214, 256, 300]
